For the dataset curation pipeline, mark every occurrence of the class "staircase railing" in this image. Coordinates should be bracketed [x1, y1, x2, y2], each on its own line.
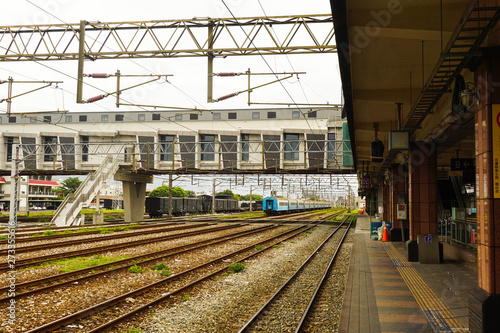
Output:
[51, 155, 121, 227]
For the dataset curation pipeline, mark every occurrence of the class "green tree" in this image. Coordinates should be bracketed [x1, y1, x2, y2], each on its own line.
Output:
[55, 177, 82, 196]
[241, 194, 263, 201]
[186, 190, 197, 198]
[217, 189, 240, 200]
[149, 186, 186, 197]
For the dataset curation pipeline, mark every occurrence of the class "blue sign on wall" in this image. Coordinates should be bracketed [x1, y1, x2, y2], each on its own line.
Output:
[425, 235, 432, 243]
[370, 222, 393, 237]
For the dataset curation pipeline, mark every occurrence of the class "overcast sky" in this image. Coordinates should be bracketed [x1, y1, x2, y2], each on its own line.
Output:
[0, 0, 341, 113]
[2, 0, 356, 199]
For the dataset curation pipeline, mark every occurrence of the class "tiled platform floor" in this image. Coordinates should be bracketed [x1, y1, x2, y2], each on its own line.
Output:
[338, 214, 477, 333]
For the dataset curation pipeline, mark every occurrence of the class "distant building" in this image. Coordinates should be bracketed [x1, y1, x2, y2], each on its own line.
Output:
[0, 175, 60, 212]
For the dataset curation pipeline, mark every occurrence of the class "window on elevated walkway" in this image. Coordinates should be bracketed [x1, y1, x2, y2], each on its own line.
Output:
[200, 134, 215, 161]
[43, 136, 57, 162]
[328, 133, 336, 160]
[160, 135, 174, 161]
[241, 134, 249, 161]
[284, 133, 299, 160]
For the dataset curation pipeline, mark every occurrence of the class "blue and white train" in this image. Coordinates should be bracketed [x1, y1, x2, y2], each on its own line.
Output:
[263, 197, 331, 215]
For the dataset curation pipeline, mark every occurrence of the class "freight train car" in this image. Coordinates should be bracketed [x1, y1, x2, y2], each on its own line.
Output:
[239, 200, 263, 211]
[102, 198, 123, 210]
[146, 195, 239, 218]
[198, 194, 239, 213]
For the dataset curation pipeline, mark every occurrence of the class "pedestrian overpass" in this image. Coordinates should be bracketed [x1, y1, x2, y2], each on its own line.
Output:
[1, 107, 353, 225]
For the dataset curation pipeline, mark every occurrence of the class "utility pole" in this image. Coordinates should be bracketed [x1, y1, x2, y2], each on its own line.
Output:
[9, 145, 20, 225]
[249, 185, 253, 212]
[212, 178, 216, 214]
[168, 174, 173, 218]
[348, 184, 351, 210]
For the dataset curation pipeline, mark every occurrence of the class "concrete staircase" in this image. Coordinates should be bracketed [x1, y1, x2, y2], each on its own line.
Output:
[51, 155, 121, 227]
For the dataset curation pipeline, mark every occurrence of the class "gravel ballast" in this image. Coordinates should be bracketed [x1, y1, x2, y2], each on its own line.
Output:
[134, 224, 353, 333]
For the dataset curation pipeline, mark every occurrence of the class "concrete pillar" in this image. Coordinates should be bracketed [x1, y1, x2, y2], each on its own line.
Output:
[468, 57, 500, 333]
[0, 136, 5, 170]
[408, 142, 438, 240]
[114, 171, 153, 222]
[35, 135, 42, 169]
[195, 134, 200, 169]
[382, 180, 390, 221]
[75, 135, 82, 170]
[390, 164, 408, 241]
[93, 211, 104, 224]
[93, 192, 103, 224]
[365, 193, 372, 216]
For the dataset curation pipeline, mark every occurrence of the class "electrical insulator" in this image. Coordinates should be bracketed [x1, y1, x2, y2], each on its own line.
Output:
[217, 72, 237, 77]
[86, 94, 105, 103]
[90, 73, 110, 78]
[216, 92, 237, 101]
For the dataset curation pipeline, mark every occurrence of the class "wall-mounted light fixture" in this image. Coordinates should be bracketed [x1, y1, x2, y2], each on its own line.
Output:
[460, 82, 480, 107]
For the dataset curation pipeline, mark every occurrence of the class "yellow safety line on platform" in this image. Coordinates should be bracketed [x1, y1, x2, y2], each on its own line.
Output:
[383, 243, 468, 333]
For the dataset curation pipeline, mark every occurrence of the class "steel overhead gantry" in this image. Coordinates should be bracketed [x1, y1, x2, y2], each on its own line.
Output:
[0, 14, 341, 226]
[0, 15, 335, 60]
[0, 14, 336, 103]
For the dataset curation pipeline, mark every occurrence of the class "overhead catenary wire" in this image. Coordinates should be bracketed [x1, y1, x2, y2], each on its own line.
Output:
[255, 0, 344, 169]
[220, 0, 344, 170]
[20, 0, 296, 166]
[152, 173, 356, 200]
[12, 1, 347, 174]
[23, 0, 253, 140]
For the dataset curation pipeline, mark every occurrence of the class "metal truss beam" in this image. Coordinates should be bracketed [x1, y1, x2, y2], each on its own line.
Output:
[0, 14, 335, 61]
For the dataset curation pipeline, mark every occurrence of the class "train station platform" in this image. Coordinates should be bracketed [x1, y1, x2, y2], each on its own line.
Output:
[339, 214, 477, 333]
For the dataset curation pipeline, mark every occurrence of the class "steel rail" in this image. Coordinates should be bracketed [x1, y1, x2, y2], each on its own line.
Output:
[0, 222, 203, 254]
[0, 224, 277, 303]
[0, 222, 176, 244]
[240, 209, 345, 225]
[294, 214, 355, 332]
[0, 223, 242, 271]
[0, 221, 133, 233]
[237, 214, 353, 332]
[26, 222, 322, 332]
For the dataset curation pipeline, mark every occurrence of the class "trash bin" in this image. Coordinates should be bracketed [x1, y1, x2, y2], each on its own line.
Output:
[417, 234, 440, 264]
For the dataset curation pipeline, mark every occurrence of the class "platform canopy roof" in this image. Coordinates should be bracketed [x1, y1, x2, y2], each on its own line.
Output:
[329, 0, 497, 175]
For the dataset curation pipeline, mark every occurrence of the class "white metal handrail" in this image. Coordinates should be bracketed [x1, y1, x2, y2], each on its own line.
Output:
[51, 155, 121, 226]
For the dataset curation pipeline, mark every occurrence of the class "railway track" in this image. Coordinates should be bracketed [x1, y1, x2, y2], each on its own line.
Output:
[238, 214, 355, 332]
[24, 222, 323, 332]
[0, 222, 176, 244]
[0, 224, 278, 304]
[0, 223, 207, 254]
[0, 222, 137, 236]
[0, 223, 244, 271]
[233, 209, 342, 224]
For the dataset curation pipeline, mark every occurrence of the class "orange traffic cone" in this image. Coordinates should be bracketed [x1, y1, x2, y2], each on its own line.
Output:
[382, 224, 389, 242]
[471, 229, 476, 244]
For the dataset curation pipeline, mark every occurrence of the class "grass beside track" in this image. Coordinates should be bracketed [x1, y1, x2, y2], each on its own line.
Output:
[29, 224, 141, 238]
[214, 212, 266, 219]
[25, 255, 130, 272]
[329, 209, 359, 221]
[0, 209, 125, 221]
